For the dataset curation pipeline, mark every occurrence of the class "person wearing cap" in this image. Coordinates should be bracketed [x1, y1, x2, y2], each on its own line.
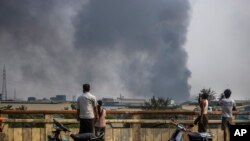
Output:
[95, 100, 106, 141]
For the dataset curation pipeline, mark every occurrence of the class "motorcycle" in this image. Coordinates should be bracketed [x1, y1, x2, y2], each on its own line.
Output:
[47, 119, 104, 141]
[169, 119, 213, 141]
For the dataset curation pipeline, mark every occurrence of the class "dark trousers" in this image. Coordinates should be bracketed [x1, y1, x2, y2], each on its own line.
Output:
[79, 118, 95, 134]
[194, 115, 208, 132]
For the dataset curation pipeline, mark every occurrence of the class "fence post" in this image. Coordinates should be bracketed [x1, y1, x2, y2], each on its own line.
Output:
[0, 113, 2, 132]
[45, 114, 53, 139]
[0, 113, 8, 141]
[132, 114, 141, 141]
[189, 113, 198, 132]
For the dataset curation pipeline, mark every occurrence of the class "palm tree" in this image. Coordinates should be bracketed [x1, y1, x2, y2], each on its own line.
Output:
[195, 88, 216, 102]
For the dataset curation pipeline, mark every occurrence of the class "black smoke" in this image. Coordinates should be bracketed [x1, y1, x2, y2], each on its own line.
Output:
[0, 0, 191, 102]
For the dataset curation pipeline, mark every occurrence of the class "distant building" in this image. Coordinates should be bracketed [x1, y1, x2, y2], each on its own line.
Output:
[0, 93, 2, 100]
[56, 95, 66, 101]
[50, 95, 66, 102]
[101, 95, 146, 109]
[170, 100, 175, 105]
[27, 97, 36, 101]
[72, 95, 76, 102]
[235, 100, 250, 106]
[50, 97, 57, 101]
[35, 98, 52, 103]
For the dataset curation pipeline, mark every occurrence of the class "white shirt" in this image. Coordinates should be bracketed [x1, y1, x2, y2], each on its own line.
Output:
[77, 92, 97, 119]
[219, 98, 236, 118]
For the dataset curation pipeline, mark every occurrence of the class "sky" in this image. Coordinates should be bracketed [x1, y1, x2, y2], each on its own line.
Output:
[187, 0, 250, 100]
[0, 0, 249, 102]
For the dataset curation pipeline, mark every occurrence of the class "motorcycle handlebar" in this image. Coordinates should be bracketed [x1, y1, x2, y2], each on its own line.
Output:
[169, 119, 190, 132]
[53, 119, 71, 132]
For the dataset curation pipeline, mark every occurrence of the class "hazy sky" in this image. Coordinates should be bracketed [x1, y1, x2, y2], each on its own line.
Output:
[187, 0, 250, 100]
[0, 0, 249, 102]
[0, 0, 190, 102]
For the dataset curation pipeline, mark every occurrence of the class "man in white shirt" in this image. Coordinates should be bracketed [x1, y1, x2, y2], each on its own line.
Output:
[219, 89, 236, 141]
[77, 84, 98, 133]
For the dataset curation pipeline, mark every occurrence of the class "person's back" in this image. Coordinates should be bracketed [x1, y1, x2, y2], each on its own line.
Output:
[95, 100, 106, 141]
[219, 89, 236, 141]
[198, 93, 209, 132]
[77, 84, 98, 134]
[220, 98, 235, 118]
[191, 93, 209, 132]
[95, 107, 106, 128]
[201, 98, 208, 115]
[78, 92, 96, 119]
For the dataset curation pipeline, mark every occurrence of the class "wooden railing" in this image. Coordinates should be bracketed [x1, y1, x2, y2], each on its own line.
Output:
[0, 110, 250, 141]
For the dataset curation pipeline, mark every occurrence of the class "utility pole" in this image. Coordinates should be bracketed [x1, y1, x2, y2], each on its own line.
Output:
[14, 88, 16, 100]
[1, 65, 7, 101]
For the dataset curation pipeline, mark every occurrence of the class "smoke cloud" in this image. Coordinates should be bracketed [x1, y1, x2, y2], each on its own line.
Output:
[0, 0, 191, 102]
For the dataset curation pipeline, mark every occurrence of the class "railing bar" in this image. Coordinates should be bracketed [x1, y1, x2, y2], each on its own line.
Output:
[2, 119, 250, 124]
[1, 110, 250, 115]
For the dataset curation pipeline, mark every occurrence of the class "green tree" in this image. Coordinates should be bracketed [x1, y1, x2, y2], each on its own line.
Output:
[15, 105, 27, 110]
[195, 88, 216, 102]
[71, 103, 77, 110]
[0, 105, 13, 110]
[144, 96, 171, 110]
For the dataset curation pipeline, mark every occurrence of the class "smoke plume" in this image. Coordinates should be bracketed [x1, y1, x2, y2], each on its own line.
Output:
[0, 0, 191, 102]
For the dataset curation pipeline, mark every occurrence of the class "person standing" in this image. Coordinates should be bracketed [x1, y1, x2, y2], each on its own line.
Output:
[219, 89, 236, 141]
[95, 100, 106, 141]
[193, 93, 209, 132]
[77, 84, 99, 133]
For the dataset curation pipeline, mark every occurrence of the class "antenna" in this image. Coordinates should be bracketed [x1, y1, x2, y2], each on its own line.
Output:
[1, 65, 7, 101]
